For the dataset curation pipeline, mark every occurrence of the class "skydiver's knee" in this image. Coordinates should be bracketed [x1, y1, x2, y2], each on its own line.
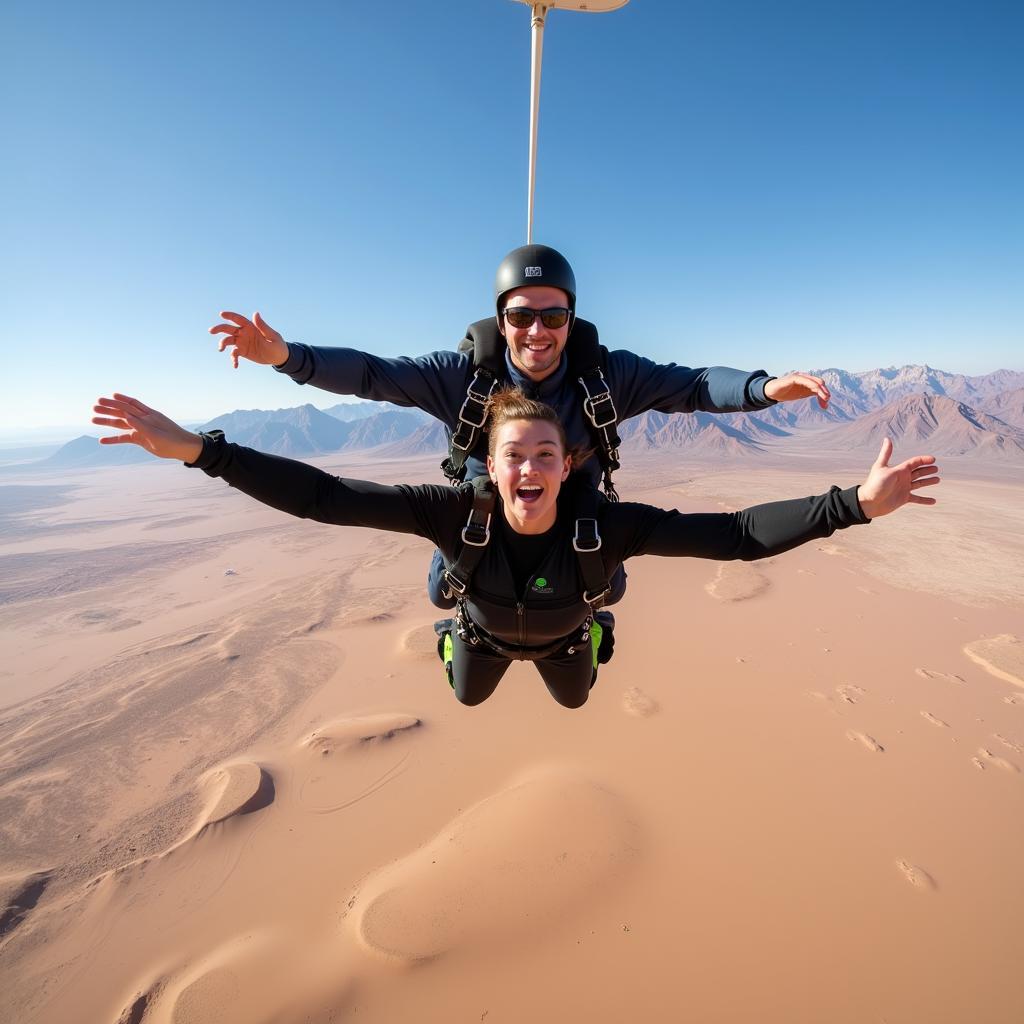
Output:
[552, 689, 590, 710]
[454, 686, 492, 707]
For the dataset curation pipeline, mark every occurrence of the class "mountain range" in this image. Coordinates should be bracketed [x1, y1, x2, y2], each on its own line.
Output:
[21, 365, 1024, 471]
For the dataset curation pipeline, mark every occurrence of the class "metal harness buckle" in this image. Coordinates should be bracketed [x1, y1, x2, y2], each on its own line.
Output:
[573, 517, 602, 552]
[443, 570, 468, 597]
[461, 512, 491, 547]
[457, 373, 499, 429]
[578, 371, 617, 429]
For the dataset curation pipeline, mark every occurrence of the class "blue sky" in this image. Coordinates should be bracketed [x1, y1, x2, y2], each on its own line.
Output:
[2, 0, 1021, 440]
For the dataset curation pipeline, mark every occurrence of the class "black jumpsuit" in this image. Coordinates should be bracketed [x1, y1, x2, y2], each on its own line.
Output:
[190, 432, 869, 708]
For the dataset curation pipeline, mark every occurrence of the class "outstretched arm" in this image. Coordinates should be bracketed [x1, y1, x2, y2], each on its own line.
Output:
[613, 438, 940, 562]
[91, 395, 462, 542]
[207, 311, 471, 421]
[608, 352, 831, 418]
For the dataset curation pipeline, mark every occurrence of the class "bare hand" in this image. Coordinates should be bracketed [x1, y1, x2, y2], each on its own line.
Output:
[856, 438, 940, 519]
[209, 311, 289, 368]
[92, 394, 204, 463]
[764, 372, 831, 409]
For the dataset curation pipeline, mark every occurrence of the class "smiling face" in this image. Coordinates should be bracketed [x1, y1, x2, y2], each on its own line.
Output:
[486, 418, 572, 535]
[498, 285, 571, 382]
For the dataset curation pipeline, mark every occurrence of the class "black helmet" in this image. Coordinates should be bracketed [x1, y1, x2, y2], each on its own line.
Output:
[494, 244, 576, 320]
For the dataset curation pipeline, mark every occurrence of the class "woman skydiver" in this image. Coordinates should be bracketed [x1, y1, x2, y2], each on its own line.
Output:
[91, 389, 940, 709]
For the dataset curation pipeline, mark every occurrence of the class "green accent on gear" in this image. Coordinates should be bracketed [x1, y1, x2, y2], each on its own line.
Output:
[535, 577, 547, 588]
[443, 632, 454, 688]
[589, 620, 603, 670]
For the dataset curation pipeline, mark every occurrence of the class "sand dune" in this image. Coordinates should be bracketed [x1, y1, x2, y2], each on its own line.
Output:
[621, 685, 658, 717]
[201, 762, 276, 827]
[0, 868, 53, 943]
[3, 453, 1024, 1023]
[348, 769, 639, 963]
[962, 634, 1024, 688]
[399, 622, 443, 660]
[703, 560, 771, 601]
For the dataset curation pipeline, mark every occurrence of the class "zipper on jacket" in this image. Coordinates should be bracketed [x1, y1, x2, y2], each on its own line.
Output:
[516, 601, 525, 647]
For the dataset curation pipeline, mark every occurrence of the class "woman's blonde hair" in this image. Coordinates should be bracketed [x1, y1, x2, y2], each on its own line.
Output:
[485, 388, 590, 466]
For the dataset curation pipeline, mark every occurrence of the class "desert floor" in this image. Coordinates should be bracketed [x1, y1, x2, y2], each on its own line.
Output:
[1, 447, 1023, 1024]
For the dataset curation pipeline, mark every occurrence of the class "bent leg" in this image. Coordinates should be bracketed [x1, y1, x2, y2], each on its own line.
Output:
[535, 643, 596, 709]
[450, 632, 511, 706]
[427, 548, 457, 610]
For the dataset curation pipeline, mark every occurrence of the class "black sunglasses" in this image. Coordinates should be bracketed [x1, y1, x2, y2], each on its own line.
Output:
[501, 306, 571, 330]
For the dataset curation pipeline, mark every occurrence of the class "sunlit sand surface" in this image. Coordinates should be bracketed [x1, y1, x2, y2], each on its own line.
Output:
[2, 449, 1023, 1023]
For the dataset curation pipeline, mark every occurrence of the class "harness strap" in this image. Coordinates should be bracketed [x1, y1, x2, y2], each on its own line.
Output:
[570, 482, 612, 608]
[441, 368, 500, 484]
[576, 367, 621, 501]
[441, 477, 496, 598]
[443, 317, 621, 500]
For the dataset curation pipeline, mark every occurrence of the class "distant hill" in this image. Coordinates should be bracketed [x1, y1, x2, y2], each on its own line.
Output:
[378, 421, 449, 457]
[323, 401, 419, 423]
[619, 410, 765, 456]
[14, 364, 1024, 471]
[340, 410, 427, 449]
[200, 404, 352, 455]
[805, 365, 1024, 415]
[34, 435, 160, 468]
[813, 393, 1024, 458]
[194, 403, 431, 457]
[980, 387, 1024, 429]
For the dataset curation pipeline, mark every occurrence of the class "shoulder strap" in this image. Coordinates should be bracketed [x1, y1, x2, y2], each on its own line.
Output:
[566, 322, 621, 501]
[441, 319, 507, 484]
[441, 476, 496, 599]
[568, 480, 612, 609]
[443, 317, 623, 502]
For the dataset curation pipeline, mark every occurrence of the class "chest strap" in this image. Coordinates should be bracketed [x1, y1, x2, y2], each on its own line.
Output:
[441, 476, 496, 598]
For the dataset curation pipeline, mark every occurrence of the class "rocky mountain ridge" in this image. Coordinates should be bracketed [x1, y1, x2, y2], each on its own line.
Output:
[22, 365, 1024, 470]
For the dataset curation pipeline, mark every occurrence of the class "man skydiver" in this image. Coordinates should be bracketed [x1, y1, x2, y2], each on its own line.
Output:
[209, 244, 832, 609]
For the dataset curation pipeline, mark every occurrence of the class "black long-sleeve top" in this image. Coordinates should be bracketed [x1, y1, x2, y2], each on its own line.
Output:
[191, 433, 869, 650]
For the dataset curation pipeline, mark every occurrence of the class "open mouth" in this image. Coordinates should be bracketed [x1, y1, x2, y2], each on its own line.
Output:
[516, 485, 544, 504]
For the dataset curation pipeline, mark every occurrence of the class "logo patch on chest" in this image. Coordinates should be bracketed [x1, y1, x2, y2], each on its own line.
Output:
[531, 576, 554, 594]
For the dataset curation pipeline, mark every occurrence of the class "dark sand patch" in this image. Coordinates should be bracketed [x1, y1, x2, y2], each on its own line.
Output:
[0, 869, 54, 941]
